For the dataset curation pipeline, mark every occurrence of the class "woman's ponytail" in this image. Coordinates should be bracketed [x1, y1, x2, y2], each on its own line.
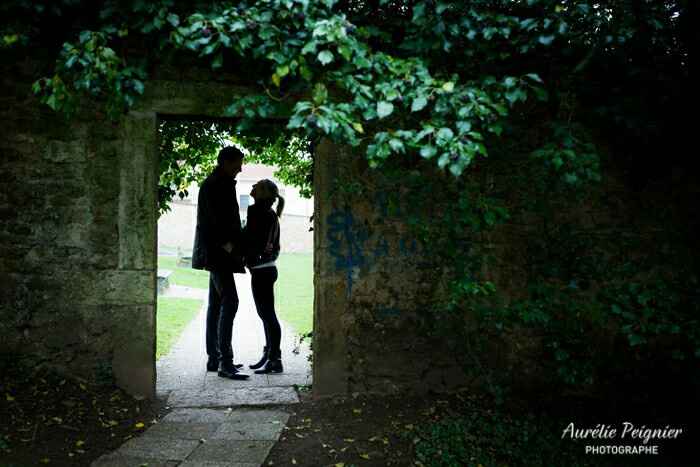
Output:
[275, 195, 285, 217]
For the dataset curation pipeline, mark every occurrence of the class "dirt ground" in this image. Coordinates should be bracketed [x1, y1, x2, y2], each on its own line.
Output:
[0, 360, 167, 467]
[266, 387, 695, 467]
[2, 359, 694, 467]
[267, 389, 453, 467]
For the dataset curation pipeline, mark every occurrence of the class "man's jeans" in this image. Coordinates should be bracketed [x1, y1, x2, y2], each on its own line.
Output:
[206, 270, 239, 365]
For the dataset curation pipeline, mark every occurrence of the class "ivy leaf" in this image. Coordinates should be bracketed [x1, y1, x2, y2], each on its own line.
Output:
[377, 101, 394, 118]
[389, 139, 405, 153]
[352, 122, 364, 133]
[317, 50, 334, 65]
[420, 145, 437, 159]
[525, 73, 543, 83]
[456, 121, 472, 134]
[538, 35, 555, 45]
[287, 115, 305, 128]
[503, 76, 517, 88]
[211, 53, 223, 69]
[131, 80, 145, 95]
[412, 3, 426, 22]
[313, 83, 328, 104]
[167, 13, 179, 27]
[276, 65, 289, 77]
[411, 96, 428, 112]
[442, 81, 455, 92]
[46, 94, 58, 110]
[628, 334, 646, 346]
[505, 88, 526, 104]
[301, 41, 317, 54]
[437, 127, 454, 141]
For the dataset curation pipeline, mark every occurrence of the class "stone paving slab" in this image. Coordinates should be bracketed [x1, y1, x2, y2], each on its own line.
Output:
[162, 408, 232, 424]
[92, 409, 291, 467]
[211, 422, 284, 442]
[202, 372, 267, 390]
[146, 421, 221, 440]
[92, 453, 180, 467]
[179, 462, 259, 467]
[212, 410, 289, 441]
[263, 373, 311, 387]
[96, 277, 307, 467]
[226, 409, 291, 424]
[117, 436, 200, 461]
[168, 386, 299, 408]
[184, 440, 275, 464]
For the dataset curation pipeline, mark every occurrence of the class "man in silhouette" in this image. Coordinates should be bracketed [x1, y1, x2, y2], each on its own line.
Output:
[192, 146, 249, 380]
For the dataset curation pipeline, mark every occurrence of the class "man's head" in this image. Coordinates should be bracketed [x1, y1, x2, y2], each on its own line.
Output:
[217, 146, 244, 178]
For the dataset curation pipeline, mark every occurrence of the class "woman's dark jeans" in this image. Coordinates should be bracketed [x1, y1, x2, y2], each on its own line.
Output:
[251, 266, 281, 360]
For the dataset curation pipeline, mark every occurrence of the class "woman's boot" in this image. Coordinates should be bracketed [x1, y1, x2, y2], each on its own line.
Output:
[249, 346, 269, 370]
[254, 358, 283, 374]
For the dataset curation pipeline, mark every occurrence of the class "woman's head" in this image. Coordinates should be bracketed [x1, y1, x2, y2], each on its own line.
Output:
[251, 179, 285, 217]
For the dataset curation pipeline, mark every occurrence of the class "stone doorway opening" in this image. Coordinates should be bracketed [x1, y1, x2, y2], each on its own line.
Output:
[153, 116, 314, 407]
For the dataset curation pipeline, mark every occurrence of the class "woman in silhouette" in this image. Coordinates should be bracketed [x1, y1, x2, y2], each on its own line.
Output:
[244, 179, 285, 374]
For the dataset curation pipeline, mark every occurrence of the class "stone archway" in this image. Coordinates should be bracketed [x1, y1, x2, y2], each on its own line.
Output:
[113, 79, 315, 398]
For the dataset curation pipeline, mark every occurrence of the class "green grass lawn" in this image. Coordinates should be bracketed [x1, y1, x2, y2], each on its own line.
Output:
[157, 252, 313, 346]
[275, 253, 314, 336]
[156, 297, 203, 359]
[158, 255, 210, 289]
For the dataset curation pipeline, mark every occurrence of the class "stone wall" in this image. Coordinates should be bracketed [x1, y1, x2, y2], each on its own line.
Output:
[313, 140, 467, 395]
[0, 55, 324, 398]
[0, 59, 157, 397]
[0, 57, 257, 398]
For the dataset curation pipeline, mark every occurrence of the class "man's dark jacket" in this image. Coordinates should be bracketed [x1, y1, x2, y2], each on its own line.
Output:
[191, 168, 245, 273]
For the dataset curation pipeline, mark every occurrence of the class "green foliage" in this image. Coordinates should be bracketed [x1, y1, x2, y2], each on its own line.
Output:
[13, 0, 688, 212]
[7, 0, 688, 183]
[602, 277, 700, 359]
[531, 122, 601, 189]
[15, 0, 568, 177]
[32, 30, 147, 118]
[157, 117, 311, 213]
[158, 119, 230, 214]
[241, 134, 314, 198]
[480, 230, 700, 388]
[413, 412, 600, 467]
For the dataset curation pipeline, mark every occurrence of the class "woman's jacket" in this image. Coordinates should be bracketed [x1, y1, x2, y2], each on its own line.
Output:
[243, 203, 280, 268]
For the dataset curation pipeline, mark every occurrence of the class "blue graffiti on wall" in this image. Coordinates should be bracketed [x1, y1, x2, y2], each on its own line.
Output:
[326, 208, 368, 298]
[326, 206, 425, 300]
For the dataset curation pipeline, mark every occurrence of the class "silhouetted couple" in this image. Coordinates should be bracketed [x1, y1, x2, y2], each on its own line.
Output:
[192, 147, 285, 380]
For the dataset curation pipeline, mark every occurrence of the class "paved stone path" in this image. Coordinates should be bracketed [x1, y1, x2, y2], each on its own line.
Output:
[92, 274, 311, 466]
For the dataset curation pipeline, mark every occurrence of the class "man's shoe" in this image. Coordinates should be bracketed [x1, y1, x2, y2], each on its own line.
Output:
[218, 364, 250, 380]
[249, 346, 269, 370]
[254, 359, 283, 374]
[208, 358, 242, 372]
